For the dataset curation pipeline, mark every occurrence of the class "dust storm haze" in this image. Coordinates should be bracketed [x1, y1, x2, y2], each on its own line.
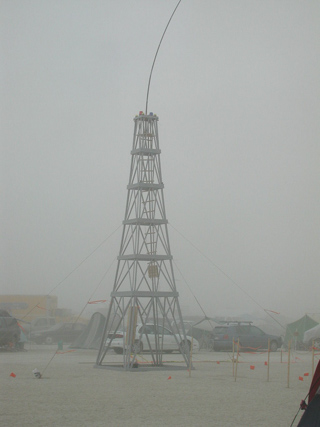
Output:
[1, 1, 320, 322]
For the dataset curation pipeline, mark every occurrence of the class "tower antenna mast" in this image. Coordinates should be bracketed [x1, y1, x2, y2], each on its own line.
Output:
[145, 0, 182, 114]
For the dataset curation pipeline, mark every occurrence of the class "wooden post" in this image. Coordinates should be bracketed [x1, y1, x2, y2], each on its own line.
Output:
[232, 339, 235, 377]
[287, 340, 291, 388]
[281, 349, 282, 363]
[189, 336, 193, 378]
[267, 338, 270, 382]
[312, 340, 315, 376]
[235, 338, 240, 382]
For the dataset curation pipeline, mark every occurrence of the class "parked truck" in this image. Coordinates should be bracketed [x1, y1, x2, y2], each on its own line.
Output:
[23, 317, 57, 335]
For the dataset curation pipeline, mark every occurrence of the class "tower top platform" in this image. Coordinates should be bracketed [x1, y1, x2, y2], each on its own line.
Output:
[134, 111, 159, 121]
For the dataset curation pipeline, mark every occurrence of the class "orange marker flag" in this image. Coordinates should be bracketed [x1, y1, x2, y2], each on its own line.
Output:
[88, 300, 107, 304]
[299, 376, 304, 381]
[250, 365, 255, 370]
[10, 372, 16, 378]
[264, 309, 280, 315]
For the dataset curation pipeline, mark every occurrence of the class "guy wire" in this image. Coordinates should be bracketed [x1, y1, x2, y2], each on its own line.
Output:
[169, 223, 287, 332]
[20, 224, 121, 322]
[41, 258, 116, 377]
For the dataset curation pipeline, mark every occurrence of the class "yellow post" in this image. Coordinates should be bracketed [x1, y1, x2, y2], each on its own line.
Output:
[287, 340, 291, 388]
[267, 338, 270, 382]
[189, 336, 193, 378]
[235, 338, 240, 382]
[232, 339, 235, 377]
[312, 340, 315, 376]
[126, 305, 138, 347]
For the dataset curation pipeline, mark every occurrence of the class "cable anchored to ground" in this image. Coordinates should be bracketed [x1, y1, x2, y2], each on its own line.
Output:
[21, 225, 121, 322]
[169, 223, 286, 332]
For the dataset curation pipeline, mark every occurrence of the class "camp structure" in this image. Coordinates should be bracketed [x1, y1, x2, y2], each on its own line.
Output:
[297, 360, 320, 426]
[284, 314, 318, 349]
[186, 317, 221, 350]
[71, 309, 120, 349]
[303, 324, 320, 348]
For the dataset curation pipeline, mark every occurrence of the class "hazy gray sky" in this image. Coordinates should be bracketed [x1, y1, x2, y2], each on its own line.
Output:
[2, 1, 319, 320]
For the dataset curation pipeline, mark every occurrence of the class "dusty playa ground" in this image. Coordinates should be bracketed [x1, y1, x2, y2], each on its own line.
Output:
[1, 345, 317, 426]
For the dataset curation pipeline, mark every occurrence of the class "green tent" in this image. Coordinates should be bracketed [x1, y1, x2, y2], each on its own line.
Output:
[284, 314, 318, 347]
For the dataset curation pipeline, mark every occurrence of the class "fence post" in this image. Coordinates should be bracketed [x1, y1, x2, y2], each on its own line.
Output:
[232, 339, 235, 377]
[287, 340, 291, 388]
[189, 336, 193, 378]
[267, 338, 270, 382]
[235, 338, 240, 382]
[312, 340, 315, 376]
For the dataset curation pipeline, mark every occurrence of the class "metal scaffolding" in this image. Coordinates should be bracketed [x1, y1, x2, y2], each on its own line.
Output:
[96, 112, 191, 370]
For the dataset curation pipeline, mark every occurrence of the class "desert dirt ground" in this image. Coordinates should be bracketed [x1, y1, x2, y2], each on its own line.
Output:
[1, 344, 318, 427]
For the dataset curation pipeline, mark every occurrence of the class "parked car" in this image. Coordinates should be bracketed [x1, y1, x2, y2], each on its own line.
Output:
[106, 323, 199, 355]
[30, 322, 86, 345]
[213, 322, 282, 352]
[0, 310, 21, 346]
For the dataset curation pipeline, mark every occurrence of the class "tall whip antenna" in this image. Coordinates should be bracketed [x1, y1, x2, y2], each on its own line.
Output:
[145, 0, 182, 114]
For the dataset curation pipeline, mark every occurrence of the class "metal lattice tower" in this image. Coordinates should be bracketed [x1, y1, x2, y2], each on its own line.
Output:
[96, 112, 191, 370]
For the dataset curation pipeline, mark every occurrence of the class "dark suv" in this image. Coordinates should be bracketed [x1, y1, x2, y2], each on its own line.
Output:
[213, 322, 282, 352]
[0, 310, 21, 346]
[30, 322, 86, 345]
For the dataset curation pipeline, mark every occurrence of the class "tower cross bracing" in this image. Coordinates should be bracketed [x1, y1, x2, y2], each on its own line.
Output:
[96, 112, 191, 370]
